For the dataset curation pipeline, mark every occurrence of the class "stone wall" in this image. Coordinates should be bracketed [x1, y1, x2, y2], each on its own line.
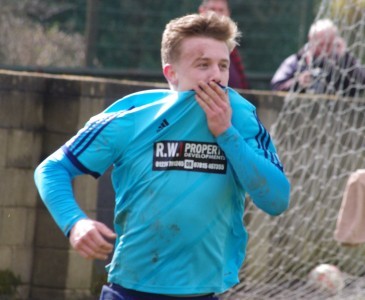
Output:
[0, 70, 285, 299]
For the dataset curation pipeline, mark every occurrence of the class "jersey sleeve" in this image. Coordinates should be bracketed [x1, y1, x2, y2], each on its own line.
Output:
[216, 89, 290, 216]
[270, 54, 298, 91]
[34, 90, 172, 236]
[34, 149, 88, 236]
[34, 110, 134, 236]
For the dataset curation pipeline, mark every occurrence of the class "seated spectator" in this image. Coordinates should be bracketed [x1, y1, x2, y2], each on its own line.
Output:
[271, 19, 365, 96]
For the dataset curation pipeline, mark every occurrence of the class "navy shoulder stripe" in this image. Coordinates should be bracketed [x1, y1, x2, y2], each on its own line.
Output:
[62, 145, 100, 178]
[253, 111, 284, 171]
[71, 113, 117, 157]
[254, 111, 268, 157]
[69, 106, 134, 157]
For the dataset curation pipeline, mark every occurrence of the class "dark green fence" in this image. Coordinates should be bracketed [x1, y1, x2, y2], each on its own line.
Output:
[0, 0, 316, 89]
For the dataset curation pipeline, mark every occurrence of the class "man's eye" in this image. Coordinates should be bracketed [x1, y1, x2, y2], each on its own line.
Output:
[220, 64, 229, 70]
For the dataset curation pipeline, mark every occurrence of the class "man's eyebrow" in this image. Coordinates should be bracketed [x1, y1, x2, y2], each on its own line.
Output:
[193, 57, 230, 63]
[191, 57, 209, 65]
[195, 57, 209, 62]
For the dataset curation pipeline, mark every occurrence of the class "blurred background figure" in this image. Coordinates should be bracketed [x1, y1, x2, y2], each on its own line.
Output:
[271, 18, 365, 96]
[199, 0, 250, 90]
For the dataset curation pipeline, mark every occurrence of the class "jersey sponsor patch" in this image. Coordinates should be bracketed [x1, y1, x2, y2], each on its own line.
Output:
[153, 141, 227, 174]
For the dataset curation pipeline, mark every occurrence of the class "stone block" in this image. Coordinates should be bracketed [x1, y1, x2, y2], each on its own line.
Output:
[34, 208, 69, 249]
[16, 284, 31, 300]
[96, 208, 114, 233]
[77, 96, 105, 127]
[47, 77, 82, 97]
[30, 286, 68, 300]
[32, 248, 68, 288]
[81, 80, 106, 98]
[63, 288, 95, 300]
[31, 286, 95, 300]
[103, 80, 167, 108]
[0, 91, 24, 128]
[88, 211, 97, 220]
[103, 81, 152, 108]
[30, 132, 43, 168]
[0, 168, 16, 206]
[44, 95, 81, 133]
[0, 91, 43, 130]
[0, 129, 7, 167]
[66, 250, 93, 289]
[0, 246, 12, 269]
[0, 72, 21, 90]
[96, 170, 115, 230]
[10, 246, 34, 283]
[73, 176, 99, 211]
[0, 71, 46, 92]
[25, 209, 37, 246]
[22, 93, 44, 130]
[0, 207, 35, 246]
[41, 132, 72, 157]
[0, 169, 38, 207]
[97, 170, 115, 210]
[6, 129, 41, 169]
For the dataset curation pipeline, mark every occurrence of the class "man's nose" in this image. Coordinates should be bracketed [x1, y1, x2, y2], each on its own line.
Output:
[209, 65, 222, 83]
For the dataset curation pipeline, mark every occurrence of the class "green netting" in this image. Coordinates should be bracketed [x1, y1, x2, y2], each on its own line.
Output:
[93, 0, 316, 73]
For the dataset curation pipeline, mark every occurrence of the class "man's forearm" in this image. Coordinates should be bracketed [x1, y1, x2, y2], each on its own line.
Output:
[34, 149, 88, 236]
[216, 126, 290, 216]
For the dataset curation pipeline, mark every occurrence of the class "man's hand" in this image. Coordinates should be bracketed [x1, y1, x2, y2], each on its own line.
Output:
[333, 36, 347, 57]
[298, 71, 313, 89]
[194, 81, 232, 137]
[70, 219, 117, 260]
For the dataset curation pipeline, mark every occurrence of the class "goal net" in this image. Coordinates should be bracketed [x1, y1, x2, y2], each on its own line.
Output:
[224, 1, 365, 299]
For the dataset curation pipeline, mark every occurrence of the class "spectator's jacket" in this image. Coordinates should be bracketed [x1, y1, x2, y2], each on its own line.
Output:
[229, 47, 249, 89]
[271, 44, 365, 96]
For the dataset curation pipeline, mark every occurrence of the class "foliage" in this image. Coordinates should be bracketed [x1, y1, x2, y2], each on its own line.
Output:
[0, 1, 85, 67]
[326, 0, 365, 63]
[328, 0, 365, 24]
[0, 270, 21, 296]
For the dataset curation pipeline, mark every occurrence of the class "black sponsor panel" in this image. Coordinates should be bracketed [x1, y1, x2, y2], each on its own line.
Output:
[153, 141, 227, 174]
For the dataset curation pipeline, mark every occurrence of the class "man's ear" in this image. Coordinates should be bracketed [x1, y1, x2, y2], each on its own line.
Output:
[163, 64, 178, 86]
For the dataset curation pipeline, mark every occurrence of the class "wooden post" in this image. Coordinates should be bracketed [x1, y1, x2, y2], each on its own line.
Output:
[85, 0, 100, 67]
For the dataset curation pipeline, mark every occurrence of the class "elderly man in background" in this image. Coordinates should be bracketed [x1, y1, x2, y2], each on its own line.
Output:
[271, 18, 365, 96]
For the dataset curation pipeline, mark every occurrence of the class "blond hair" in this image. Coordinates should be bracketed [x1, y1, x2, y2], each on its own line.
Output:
[161, 12, 240, 66]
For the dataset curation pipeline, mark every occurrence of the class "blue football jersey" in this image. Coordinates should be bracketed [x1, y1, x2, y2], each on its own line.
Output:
[35, 88, 290, 294]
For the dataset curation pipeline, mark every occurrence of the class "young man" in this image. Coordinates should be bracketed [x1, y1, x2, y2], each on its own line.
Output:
[34, 12, 290, 300]
[271, 19, 365, 96]
[198, 0, 250, 90]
